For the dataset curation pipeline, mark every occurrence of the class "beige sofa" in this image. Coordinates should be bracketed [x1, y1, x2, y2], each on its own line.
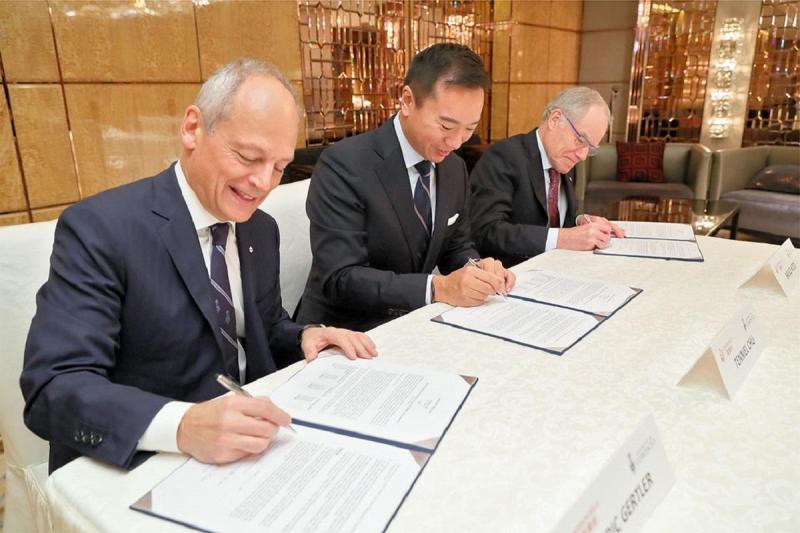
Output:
[575, 143, 712, 208]
[0, 178, 312, 532]
[709, 146, 800, 240]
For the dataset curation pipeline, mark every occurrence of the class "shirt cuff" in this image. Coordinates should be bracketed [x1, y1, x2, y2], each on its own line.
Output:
[545, 228, 559, 251]
[426, 274, 433, 305]
[137, 401, 193, 453]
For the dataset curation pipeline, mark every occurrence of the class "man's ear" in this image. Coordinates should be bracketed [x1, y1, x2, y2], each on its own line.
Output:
[399, 85, 415, 117]
[180, 105, 203, 150]
[546, 108, 562, 131]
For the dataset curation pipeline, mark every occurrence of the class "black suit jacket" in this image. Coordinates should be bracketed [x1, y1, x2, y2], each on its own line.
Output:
[296, 118, 478, 331]
[20, 165, 303, 472]
[469, 128, 578, 267]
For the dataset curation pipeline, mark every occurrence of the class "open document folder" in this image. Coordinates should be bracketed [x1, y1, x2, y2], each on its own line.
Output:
[432, 270, 642, 355]
[131, 356, 477, 533]
[594, 221, 704, 261]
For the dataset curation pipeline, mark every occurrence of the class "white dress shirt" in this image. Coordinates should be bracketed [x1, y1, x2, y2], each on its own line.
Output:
[138, 161, 247, 453]
[536, 130, 568, 252]
[393, 116, 437, 304]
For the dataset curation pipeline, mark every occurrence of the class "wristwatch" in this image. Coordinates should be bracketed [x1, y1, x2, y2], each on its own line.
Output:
[297, 323, 325, 347]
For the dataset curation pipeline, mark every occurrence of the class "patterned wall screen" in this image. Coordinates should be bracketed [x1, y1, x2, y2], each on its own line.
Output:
[744, 0, 799, 146]
[627, 0, 718, 142]
[298, 0, 493, 145]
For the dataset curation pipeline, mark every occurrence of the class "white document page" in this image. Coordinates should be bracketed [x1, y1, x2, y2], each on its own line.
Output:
[613, 221, 696, 241]
[510, 270, 638, 316]
[139, 426, 422, 533]
[270, 356, 473, 448]
[595, 237, 703, 261]
[437, 296, 598, 354]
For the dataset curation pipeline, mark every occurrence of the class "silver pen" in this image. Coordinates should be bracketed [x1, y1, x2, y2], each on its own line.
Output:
[467, 258, 508, 300]
[216, 374, 297, 434]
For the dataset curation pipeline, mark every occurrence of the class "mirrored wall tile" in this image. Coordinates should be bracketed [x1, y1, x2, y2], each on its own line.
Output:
[0, 0, 60, 82]
[547, 29, 580, 83]
[512, 0, 551, 25]
[8, 85, 79, 209]
[494, 0, 512, 22]
[50, 1, 200, 82]
[0, 95, 27, 213]
[509, 25, 550, 82]
[64, 84, 199, 198]
[492, 26, 511, 83]
[32, 205, 70, 222]
[508, 84, 547, 136]
[196, 0, 302, 81]
[491, 83, 509, 141]
[0, 212, 31, 227]
[550, 0, 583, 31]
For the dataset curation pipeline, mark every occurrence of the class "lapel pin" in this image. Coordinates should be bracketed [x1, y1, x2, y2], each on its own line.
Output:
[249, 246, 254, 253]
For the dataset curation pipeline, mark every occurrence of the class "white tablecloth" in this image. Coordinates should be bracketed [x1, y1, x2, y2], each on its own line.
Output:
[43, 236, 800, 532]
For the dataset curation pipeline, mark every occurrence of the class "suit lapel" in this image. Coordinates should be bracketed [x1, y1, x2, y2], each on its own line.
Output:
[373, 120, 429, 271]
[523, 128, 549, 214]
[152, 167, 227, 357]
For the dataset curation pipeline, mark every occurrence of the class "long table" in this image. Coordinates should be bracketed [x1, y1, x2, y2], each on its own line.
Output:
[41, 236, 799, 532]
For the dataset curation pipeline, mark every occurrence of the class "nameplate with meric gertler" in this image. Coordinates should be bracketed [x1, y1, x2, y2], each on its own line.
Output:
[768, 238, 799, 296]
[708, 303, 767, 399]
[552, 415, 675, 533]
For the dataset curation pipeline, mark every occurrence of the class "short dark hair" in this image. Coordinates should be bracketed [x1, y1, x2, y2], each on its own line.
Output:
[404, 43, 488, 104]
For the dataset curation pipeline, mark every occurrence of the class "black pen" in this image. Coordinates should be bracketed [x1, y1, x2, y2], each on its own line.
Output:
[216, 374, 297, 434]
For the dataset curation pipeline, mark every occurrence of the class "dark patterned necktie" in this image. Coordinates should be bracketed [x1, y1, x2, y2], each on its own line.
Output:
[209, 223, 240, 382]
[547, 167, 561, 228]
[413, 160, 433, 236]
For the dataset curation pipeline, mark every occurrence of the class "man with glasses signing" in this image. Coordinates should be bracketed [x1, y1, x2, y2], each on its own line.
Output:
[469, 87, 624, 267]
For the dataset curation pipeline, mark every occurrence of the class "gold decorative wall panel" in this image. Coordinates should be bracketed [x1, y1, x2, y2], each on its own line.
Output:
[0, 213, 32, 227]
[50, 1, 201, 82]
[195, 0, 303, 80]
[627, 0, 718, 142]
[64, 83, 198, 197]
[509, 26, 550, 82]
[32, 205, 70, 223]
[0, 1, 60, 82]
[297, 0, 493, 145]
[0, 94, 27, 213]
[7, 85, 80, 209]
[744, 0, 800, 146]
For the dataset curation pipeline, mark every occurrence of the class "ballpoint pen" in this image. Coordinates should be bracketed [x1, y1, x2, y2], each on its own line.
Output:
[216, 373, 297, 433]
[467, 257, 508, 300]
[583, 213, 592, 224]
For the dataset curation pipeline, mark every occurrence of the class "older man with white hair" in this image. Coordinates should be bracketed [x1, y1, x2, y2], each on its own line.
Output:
[469, 87, 624, 267]
[21, 58, 376, 474]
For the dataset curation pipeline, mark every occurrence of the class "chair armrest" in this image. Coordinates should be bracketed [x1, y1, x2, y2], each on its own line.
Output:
[708, 147, 769, 200]
[686, 144, 711, 199]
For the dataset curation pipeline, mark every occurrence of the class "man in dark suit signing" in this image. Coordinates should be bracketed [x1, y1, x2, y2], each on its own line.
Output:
[296, 43, 516, 332]
[469, 87, 625, 267]
[20, 59, 376, 473]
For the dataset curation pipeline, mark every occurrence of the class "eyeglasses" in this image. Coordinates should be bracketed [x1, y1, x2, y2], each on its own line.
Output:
[563, 115, 600, 156]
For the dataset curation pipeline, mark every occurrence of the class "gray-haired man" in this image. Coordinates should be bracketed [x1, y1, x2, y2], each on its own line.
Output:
[21, 58, 376, 473]
[469, 87, 624, 267]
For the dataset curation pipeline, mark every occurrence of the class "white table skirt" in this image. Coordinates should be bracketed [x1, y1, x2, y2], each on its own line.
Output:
[42, 236, 800, 532]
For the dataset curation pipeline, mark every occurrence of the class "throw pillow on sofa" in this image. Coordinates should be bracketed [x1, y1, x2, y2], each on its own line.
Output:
[746, 165, 800, 195]
[616, 141, 666, 183]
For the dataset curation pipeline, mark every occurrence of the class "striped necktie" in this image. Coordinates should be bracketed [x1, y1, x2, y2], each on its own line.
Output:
[413, 160, 433, 236]
[547, 167, 561, 228]
[209, 223, 240, 382]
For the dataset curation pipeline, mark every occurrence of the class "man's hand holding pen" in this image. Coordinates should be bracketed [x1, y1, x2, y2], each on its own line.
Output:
[432, 257, 516, 307]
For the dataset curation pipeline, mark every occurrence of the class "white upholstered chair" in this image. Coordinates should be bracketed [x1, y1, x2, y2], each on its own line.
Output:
[0, 220, 56, 533]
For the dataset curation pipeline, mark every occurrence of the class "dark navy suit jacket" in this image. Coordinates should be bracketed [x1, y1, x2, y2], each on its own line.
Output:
[469, 128, 578, 267]
[20, 165, 303, 472]
[296, 118, 478, 331]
